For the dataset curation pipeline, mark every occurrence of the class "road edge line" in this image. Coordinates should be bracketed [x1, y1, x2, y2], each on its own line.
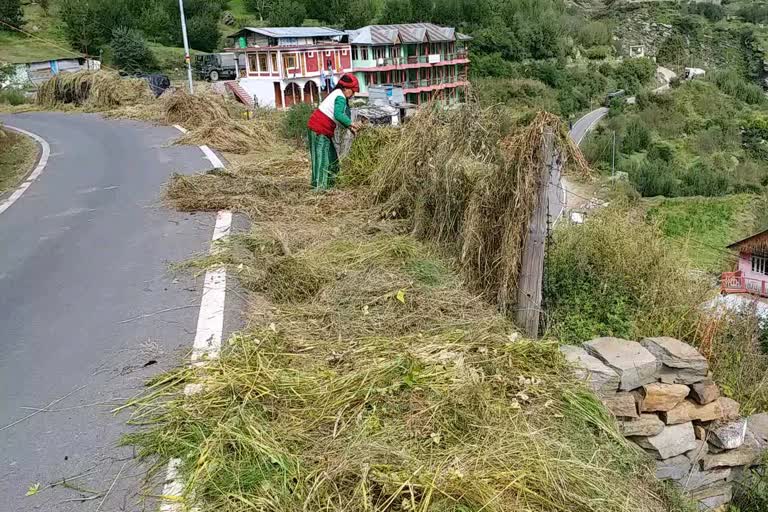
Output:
[159, 125, 232, 511]
[0, 125, 51, 216]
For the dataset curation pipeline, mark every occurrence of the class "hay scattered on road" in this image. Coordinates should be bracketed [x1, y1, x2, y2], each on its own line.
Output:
[175, 119, 278, 154]
[161, 89, 231, 129]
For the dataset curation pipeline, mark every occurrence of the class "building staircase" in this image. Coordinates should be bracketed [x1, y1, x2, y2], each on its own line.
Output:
[226, 81, 254, 106]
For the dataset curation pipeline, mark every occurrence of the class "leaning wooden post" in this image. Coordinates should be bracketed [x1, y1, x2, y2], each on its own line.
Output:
[515, 128, 555, 338]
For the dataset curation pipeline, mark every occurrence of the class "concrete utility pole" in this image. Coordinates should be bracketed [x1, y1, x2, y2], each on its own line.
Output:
[611, 130, 616, 177]
[516, 129, 555, 339]
[178, 0, 194, 94]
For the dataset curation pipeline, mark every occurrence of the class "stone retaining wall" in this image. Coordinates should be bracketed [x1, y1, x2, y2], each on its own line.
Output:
[561, 337, 768, 510]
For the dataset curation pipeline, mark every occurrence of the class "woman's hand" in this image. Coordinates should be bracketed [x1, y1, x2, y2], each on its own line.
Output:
[350, 121, 363, 134]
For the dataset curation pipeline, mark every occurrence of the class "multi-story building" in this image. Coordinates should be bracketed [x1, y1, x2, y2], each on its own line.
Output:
[227, 23, 470, 108]
[226, 27, 352, 108]
[347, 23, 471, 105]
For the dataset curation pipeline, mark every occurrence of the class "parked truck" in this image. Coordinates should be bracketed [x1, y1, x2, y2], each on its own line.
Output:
[194, 53, 238, 82]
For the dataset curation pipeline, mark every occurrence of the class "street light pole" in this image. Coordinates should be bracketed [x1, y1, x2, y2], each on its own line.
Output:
[178, 0, 194, 94]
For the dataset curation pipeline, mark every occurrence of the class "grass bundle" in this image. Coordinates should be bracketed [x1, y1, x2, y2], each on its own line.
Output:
[160, 89, 231, 129]
[175, 118, 278, 154]
[37, 71, 152, 109]
[369, 104, 589, 313]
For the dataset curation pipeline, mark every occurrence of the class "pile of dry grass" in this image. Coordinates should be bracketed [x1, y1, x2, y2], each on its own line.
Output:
[161, 89, 231, 129]
[37, 71, 152, 109]
[175, 118, 278, 154]
[369, 103, 589, 313]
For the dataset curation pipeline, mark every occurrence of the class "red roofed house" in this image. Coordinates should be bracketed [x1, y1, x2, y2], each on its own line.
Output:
[721, 228, 768, 297]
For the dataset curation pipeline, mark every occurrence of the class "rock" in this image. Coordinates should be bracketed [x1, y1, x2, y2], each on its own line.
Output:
[639, 383, 689, 412]
[694, 425, 707, 440]
[678, 466, 731, 492]
[698, 493, 731, 511]
[663, 398, 738, 425]
[632, 422, 698, 460]
[619, 414, 665, 436]
[639, 337, 708, 371]
[584, 337, 659, 391]
[601, 393, 639, 418]
[709, 419, 747, 450]
[684, 439, 708, 463]
[702, 447, 761, 470]
[719, 397, 740, 420]
[559, 345, 620, 395]
[658, 366, 707, 385]
[690, 379, 720, 405]
[655, 454, 691, 480]
[747, 412, 768, 447]
[663, 399, 723, 425]
[689, 482, 732, 501]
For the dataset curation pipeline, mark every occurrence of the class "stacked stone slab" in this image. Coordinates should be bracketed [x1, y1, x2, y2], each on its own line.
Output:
[561, 337, 768, 510]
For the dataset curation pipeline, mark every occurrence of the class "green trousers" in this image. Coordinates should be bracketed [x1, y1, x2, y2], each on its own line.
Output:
[308, 130, 339, 190]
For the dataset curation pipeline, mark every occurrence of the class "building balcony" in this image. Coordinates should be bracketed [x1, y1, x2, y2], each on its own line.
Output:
[721, 271, 768, 297]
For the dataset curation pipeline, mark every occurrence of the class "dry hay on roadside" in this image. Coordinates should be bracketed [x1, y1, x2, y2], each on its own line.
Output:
[368, 104, 590, 313]
[161, 89, 233, 129]
[37, 71, 153, 109]
[175, 118, 278, 154]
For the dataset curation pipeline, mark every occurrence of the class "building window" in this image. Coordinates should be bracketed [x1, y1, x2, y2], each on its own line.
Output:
[285, 54, 297, 69]
[248, 54, 258, 73]
[352, 46, 359, 60]
[753, 255, 768, 275]
[361, 47, 369, 60]
[258, 53, 268, 73]
[271, 53, 278, 73]
[374, 46, 386, 60]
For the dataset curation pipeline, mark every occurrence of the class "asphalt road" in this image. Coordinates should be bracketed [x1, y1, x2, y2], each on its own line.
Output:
[0, 113, 217, 511]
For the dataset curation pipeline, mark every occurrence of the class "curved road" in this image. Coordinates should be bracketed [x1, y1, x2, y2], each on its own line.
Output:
[0, 113, 217, 511]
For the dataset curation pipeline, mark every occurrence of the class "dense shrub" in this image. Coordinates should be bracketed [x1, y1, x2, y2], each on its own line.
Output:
[583, 45, 612, 60]
[656, 34, 688, 68]
[545, 208, 708, 343]
[687, 3, 725, 22]
[268, 0, 306, 26]
[474, 78, 558, 111]
[0, 88, 26, 105]
[110, 27, 158, 73]
[0, 0, 23, 30]
[710, 69, 764, 105]
[622, 119, 651, 153]
[738, 3, 768, 24]
[281, 103, 313, 145]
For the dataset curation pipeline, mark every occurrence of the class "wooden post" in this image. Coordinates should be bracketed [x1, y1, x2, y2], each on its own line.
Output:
[515, 129, 555, 338]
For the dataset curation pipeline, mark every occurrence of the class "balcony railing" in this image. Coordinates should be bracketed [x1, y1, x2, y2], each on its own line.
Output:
[721, 271, 768, 297]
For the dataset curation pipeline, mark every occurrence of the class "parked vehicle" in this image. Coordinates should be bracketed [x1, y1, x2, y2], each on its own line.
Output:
[603, 89, 626, 106]
[684, 67, 706, 80]
[194, 53, 237, 82]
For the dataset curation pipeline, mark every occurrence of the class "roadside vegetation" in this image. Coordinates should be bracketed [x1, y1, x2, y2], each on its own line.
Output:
[0, 124, 37, 193]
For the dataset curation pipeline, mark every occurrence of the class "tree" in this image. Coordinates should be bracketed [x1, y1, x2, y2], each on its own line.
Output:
[187, 14, 221, 52]
[268, 0, 305, 26]
[380, 0, 412, 24]
[244, 0, 273, 20]
[0, 0, 24, 30]
[110, 26, 158, 72]
[343, 0, 375, 28]
[409, 0, 432, 22]
[60, 0, 105, 53]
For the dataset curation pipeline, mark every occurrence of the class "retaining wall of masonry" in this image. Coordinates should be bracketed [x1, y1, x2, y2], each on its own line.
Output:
[561, 337, 768, 510]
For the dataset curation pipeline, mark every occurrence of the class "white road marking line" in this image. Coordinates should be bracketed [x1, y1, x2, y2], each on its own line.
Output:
[0, 125, 51, 216]
[158, 125, 232, 512]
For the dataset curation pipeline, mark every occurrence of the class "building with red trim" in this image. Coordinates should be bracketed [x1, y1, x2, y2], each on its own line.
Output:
[226, 23, 470, 109]
[226, 27, 352, 108]
[347, 23, 471, 105]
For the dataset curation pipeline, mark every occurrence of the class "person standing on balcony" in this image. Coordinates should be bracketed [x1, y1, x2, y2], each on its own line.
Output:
[306, 73, 361, 190]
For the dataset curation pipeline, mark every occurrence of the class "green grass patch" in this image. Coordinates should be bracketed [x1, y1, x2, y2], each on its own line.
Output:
[645, 195, 756, 272]
[0, 3, 76, 64]
[0, 127, 38, 193]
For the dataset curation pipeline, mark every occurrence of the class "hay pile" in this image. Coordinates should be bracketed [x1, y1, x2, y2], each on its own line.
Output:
[37, 71, 152, 109]
[175, 118, 278, 154]
[369, 104, 589, 313]
[161, 89, 231, 129]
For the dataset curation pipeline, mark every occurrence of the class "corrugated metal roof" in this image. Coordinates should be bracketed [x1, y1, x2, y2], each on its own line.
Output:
[348, 23, 468, 45]
[230, 27, 345, 39]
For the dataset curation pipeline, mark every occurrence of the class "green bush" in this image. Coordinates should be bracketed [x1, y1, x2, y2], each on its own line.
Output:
[622, 119, 651, 154]
[583, 45, 612, 60]
[687, 3, 725, 22]
[110, 26, 158, 73]
[0, 88, 27, 105]
[474, 78, 558, 111]
[281, 103, 313, 145]
[0, 0, 23, 30]
[545, 208, 708, 343]
[657, 34, 688, 68]
[710, 69, 764, 105]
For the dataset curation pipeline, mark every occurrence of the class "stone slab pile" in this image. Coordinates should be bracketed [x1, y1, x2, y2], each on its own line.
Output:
[561, 336, 768, 510]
